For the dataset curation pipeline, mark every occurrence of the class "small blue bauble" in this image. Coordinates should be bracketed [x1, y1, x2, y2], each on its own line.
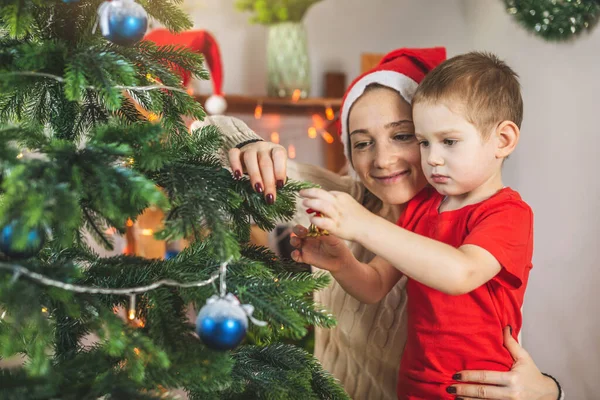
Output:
[63, 0, 80, 3]
[196, 297, 248, 351]
[101, 0, 148, 47]
[0, 221, 45, 259]
[165, 250, 179, 260]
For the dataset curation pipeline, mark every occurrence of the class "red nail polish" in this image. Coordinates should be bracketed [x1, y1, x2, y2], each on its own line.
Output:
[276, 180, 284, 189]
[254, 183, 264, 194]
[266, 193, 274, 205]
[234, 170, 242, 180]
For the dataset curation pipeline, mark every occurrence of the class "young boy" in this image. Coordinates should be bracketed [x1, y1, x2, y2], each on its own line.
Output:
[296, 52, 533, 399]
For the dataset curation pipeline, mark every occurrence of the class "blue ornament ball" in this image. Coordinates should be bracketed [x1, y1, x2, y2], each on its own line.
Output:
[165, 250, 179, 260]
[63, 0, 80, 3]
[196, 296, 248, 351]
[99, 0, 148, 47]
[0, 221, 45, 259]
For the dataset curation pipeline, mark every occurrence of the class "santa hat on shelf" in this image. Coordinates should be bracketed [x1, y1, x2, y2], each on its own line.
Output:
[339, 47, 446, 165]
[144, 28, 227, 115]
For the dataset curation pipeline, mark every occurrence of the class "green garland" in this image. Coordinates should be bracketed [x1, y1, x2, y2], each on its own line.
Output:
[505, 0, 600, 41]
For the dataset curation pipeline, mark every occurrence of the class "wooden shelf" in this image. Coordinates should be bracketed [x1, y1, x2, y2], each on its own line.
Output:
[195, 94, 342, 116]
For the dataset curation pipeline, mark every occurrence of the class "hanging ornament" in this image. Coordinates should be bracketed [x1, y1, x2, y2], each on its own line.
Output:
[0, 221, 45, 259]
[305, 208, 329, 237]
[196, 293, 266, 351]
[504, 0, 600, 41]
[97, 0, 148, 46]
[165, 250, 179, 260]
[63, 0, 80, 3]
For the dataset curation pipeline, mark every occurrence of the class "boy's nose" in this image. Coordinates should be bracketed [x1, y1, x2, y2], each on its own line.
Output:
[426, 148, 444, 167]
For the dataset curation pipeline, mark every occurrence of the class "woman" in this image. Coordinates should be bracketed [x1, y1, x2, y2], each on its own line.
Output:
[200, 47, 562, 400]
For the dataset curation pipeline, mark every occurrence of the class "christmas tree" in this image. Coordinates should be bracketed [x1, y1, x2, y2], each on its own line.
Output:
[0, 0, 347, 398]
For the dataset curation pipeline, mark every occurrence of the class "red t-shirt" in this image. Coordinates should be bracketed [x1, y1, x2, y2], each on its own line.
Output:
[396, 187, 533, 399]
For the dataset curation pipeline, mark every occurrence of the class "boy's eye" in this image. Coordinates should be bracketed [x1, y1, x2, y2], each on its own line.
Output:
[443, 139, 457, 146]
[418, 140, 429, 147]
[394, 133, 414, 142]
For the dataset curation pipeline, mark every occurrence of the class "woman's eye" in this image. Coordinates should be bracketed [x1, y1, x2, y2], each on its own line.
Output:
[418, 140, 429, 147]
[353, 141, 371, 150]
[443, 139, 457, 146]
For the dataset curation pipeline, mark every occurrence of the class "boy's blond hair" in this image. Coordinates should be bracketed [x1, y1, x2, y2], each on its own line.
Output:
[413, 52, 523, 137]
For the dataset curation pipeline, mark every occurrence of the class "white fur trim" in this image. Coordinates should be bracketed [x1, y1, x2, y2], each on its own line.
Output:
[205, 95, 227, 115]
[340, 71, 418, 168]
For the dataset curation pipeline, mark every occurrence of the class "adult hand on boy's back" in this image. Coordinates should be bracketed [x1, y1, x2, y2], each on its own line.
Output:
[290, 225, 352, 273]
[448, 326, 560, 400]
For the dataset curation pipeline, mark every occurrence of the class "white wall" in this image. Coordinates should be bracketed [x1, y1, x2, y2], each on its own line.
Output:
[463, 1, 598, 398]
[184, 0, 471, 97]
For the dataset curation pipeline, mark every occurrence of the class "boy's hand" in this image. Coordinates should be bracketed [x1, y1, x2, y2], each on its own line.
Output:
[290, 225, 353, 273]
[299, 188, 372, 242]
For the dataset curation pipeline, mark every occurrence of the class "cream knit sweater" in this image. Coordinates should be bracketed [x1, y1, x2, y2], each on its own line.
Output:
[207, 116, 407, 400]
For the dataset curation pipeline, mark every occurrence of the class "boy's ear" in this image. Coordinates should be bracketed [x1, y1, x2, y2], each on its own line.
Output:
[494, 120, 520, 158]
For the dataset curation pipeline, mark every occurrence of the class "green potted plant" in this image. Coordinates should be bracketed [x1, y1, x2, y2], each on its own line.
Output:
[235, 0, 323, 98]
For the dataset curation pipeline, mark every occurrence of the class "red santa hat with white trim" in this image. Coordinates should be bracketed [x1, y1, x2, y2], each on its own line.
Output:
[339, 47, 446, 168]
[144, 28, 227, 115]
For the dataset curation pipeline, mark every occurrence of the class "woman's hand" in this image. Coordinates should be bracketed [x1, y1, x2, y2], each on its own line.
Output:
[299, 188, 374, 242]
[447, 326, 560, 400]
[289, 225, 353, 273]
[228, 141, 287, 204]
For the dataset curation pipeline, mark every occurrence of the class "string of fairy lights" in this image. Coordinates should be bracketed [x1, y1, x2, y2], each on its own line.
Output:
[0, 259, 229, 322]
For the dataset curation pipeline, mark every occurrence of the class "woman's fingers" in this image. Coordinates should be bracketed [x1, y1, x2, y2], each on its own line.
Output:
[257, 150, 276, 204]
[453, 370, 514, 386]
[229, 143, 288, 204]
[228, 148, 244, 180]
[272, 146, 288, 189]
[243, 150, 265, 194]
[449, 369, 514, 399]
[448, 382, 508, 399]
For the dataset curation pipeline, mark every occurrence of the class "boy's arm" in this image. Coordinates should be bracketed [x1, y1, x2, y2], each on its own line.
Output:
[330, 255, 403, 304]
[359, 216, 501, 295]
[301, 189, 514, 296]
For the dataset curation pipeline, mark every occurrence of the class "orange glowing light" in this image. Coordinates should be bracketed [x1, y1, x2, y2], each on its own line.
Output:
[271, 132, 280, 144]
[288, 144, 296, 159]
[322, 131, 335, 144]
[325, 107, 335, 121]
[291, 89, 302, 102]
[311, 114, 325, 129]
[254, 104, 263, 119]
